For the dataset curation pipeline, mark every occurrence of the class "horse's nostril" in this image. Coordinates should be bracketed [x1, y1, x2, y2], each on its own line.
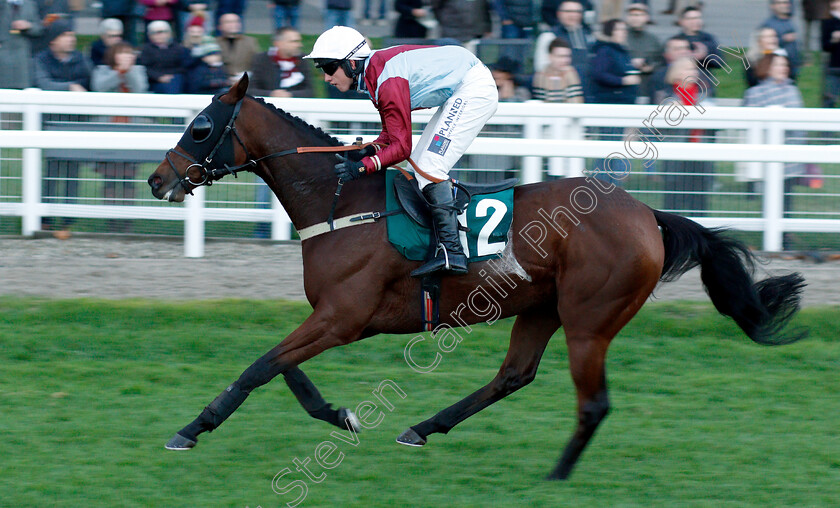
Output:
[148, 175, 162, 190]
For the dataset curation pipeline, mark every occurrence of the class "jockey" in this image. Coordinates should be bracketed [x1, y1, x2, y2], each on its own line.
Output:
[304, 26, 499, 278]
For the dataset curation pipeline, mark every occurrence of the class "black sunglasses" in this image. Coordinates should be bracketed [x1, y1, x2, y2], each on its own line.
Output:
[314, 58, 342, 76]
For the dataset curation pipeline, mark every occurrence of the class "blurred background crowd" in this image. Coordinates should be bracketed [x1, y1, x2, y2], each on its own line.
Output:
[0, 0, 837, 106]
[1, 0, 836, 249]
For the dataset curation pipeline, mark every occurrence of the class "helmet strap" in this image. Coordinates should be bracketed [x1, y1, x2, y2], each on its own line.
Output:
[342, 60, 364, 89]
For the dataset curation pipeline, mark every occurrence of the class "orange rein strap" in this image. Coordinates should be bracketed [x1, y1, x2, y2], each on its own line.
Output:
[295, 143, 443, 184]
[296, 141, 373, 154]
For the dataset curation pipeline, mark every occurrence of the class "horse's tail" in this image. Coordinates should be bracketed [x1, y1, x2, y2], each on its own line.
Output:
[651, 208, 806, 346]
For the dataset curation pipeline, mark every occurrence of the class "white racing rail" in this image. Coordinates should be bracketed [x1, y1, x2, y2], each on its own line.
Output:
[1, 89, 839, 256]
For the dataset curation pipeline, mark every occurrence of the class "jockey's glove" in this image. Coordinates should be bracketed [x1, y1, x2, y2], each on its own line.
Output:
[334, 154, 366, 181]
[346, 145, 377, 162]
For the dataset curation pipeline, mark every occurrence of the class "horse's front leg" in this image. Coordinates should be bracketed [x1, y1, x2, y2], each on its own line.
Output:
[165, 309, 363, 450]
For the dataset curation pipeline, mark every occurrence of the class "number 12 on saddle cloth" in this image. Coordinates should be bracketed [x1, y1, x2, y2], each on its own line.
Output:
[385, 169, 514, 262]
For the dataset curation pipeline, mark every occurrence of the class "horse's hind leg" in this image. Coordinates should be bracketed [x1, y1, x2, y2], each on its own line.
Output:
[546, 331, 610, 480]
[397, 308, 560, 446]
[547, 288, 653, 479]
[283, 366, 359, 429]
[165, 310, 364, 450]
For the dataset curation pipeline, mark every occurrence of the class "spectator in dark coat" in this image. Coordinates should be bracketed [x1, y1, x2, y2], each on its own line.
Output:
[34, 17, 91, 230]
[33, 17, 91, 90]
[90, 18, 123, 67]
[541, 0, 592, 29]
[590, 19, 639, 187]
[534, 1, 594, 99]
[101, 0, 139, 46]
[821, 0, 840, 106]
[186, 40, 229, 95]
[32, 0, 69, 54]
[803, 0, 831, 52]
[432, 0, 480, 42]
[271, 0, 301, 30]
[760, 0, 801, 79]
[493, 0, 537, 38]
[249, 27, 312, 98]
[216, 0, 247, 29]
[650, 35, 693, 103]
[248, 26, 312, 238]
[138, 20, 191, 93]
[0, 0, 42, 89]
[139, 0, 179, 36]
[324, 0, 354, 30]
[394, 0, 428, 39]
[590, 19, 638, 104]
[677, 6, 723, 69]
[625, 3, 662, 102]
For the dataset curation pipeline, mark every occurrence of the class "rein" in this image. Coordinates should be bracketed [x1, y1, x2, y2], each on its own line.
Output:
[164, 97, 391, 237]
[165, 95, 374, 195]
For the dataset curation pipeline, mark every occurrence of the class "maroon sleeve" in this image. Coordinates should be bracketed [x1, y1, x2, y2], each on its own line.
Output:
[371, 108, 391, 147]
[362, 77, 413, 173]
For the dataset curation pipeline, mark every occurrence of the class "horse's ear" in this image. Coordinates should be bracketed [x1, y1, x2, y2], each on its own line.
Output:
[221, 73, 249, 104]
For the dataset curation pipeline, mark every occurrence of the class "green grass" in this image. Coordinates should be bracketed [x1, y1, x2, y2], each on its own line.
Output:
[0, 298, 838, 506]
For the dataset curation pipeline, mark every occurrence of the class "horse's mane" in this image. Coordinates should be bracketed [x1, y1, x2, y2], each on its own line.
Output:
[250, 95, 343, 147]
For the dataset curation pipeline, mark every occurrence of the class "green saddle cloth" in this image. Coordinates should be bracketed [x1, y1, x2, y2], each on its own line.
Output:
[384, 169, 514, 262]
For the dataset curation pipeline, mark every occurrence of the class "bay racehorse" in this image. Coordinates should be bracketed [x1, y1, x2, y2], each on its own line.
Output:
[147, 75, 805, 480]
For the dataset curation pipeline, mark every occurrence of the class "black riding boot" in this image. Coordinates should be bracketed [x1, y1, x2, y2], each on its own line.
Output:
[410, 180, 469, 278]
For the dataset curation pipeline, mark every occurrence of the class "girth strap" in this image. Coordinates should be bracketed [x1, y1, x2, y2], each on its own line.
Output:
[421, 275, 442, 331]
[296, 209, 402, 241]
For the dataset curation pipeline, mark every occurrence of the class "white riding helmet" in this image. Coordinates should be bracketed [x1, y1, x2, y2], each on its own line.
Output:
[304, 26, 372, 63]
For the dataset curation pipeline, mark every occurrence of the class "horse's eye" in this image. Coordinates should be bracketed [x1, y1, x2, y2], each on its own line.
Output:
[191, 115, 213, 143]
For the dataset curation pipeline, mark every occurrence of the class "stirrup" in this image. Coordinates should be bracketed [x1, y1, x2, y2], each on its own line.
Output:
[411, 244, 468, 278]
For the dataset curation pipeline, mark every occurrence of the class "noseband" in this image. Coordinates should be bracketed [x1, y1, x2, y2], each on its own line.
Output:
[161, 97, 394, 239]
[164, 96, 253, 195]
[163, 96, 334, 197]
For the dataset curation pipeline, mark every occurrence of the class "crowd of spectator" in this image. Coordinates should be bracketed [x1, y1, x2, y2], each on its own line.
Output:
[0, 1, 311, 98]
[2, 0, 834, 241]
[1, 1, 835, 108]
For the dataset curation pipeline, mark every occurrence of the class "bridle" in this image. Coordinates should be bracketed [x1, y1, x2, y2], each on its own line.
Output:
[164, 96, 261, 195]
[162, 94, 380, 229]
[163, 95, 363, 197]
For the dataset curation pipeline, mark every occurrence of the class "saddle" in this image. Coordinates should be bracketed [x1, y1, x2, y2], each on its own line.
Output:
[393, 170, 518, 229]
[385, 169, 518, 332]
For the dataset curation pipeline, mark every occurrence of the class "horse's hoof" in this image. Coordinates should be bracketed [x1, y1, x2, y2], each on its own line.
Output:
[396, 427, 426, 447]
[165, 433, 197, 451]
[338, 407, 361, 433]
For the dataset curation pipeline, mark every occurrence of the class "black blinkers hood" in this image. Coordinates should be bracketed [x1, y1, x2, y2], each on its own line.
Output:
[177, 93, 238, 169]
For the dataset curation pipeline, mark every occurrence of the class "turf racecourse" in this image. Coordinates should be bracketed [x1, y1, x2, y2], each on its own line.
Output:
[0, 298, 837, 507]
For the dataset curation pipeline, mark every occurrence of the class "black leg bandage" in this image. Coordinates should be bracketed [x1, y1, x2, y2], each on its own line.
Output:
[283, 366, 342, 427]
[180, 355, 287, 439]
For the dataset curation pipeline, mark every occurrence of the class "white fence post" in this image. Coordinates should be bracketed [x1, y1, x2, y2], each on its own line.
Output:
[548, 118, 567, 177]
[184, 186, 205, 258]
[21, 104, 42, 236]
[522, 118, 543, 184]
[271, 193, 291, 240]
[763, 122, 785, 251]
[568, 117, 586, 177]
[2, 92, 840, 256]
